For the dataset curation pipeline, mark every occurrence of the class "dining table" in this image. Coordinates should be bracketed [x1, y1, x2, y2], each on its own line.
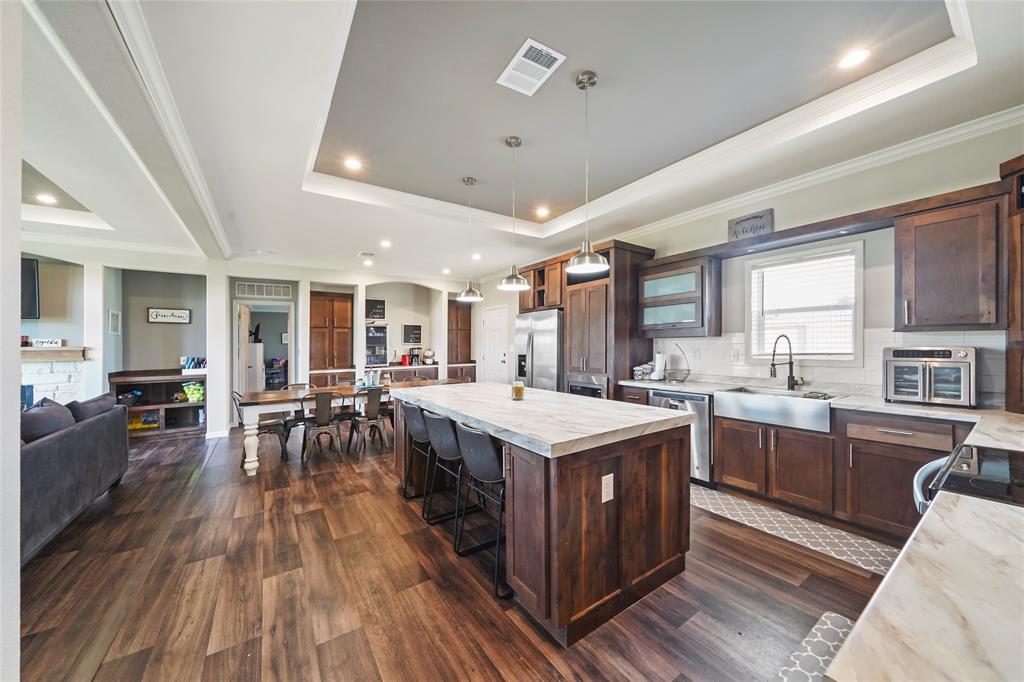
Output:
[236, 377, 455, 475]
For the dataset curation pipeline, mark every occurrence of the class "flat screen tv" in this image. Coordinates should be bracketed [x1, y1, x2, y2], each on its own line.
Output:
[21, 257, 40, 320]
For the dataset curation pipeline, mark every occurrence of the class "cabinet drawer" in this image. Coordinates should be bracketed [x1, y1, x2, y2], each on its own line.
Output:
[618, 386, 648, 404]
[846, 417, 953, 452]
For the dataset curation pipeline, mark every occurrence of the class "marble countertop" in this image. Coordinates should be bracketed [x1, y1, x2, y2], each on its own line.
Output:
[390, 381, 694, 458]
[618, 378, 1024, 450]
[827, 491, 1024, 682]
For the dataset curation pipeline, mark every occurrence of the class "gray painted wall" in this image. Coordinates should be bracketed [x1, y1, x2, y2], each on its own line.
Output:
[103, 266, 123, 375]
[20, 259, 84, 345]
[250, 311, 288, 361]
[122, 270, 207, 369]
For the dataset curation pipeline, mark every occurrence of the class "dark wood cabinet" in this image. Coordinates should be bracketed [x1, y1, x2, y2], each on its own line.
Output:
[1001, 155, 1024, 414]
[768, 427, 833, 514]
[309, 370, 356, 388]
[639, 256, 721, 338]
[447, 300, 472, 364]
[517, 269, 536, 312]
[617, 386, 648, 404]
[447, 365, 476, 382]
[895, 198, 1007, 330]
[565, 281, 608, 376]
[846, 440, 937, 537]
[713, 417, 766, 494]
[518, 262, 564, 312]
[310, 292, 353, 370]
[544, 262, 563, 307]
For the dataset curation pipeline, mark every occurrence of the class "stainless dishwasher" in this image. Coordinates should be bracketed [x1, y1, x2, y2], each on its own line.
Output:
[650, 390, 712, 485]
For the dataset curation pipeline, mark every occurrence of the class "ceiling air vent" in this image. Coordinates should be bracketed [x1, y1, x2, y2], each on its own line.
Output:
[357, 250, 375, 259]
[496, 38, 566, 96]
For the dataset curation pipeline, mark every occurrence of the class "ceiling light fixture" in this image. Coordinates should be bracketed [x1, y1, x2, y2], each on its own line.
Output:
[457, 177, 484, 303]
[363, 259, 373, 266]
[344, 157, 363, 170]
[35, 193, 57, 205]
[442, 268, 451, 275]
[838, 48, 870, 69]
[565, 70, 609, 276]
[536, 206, 549, 218]
[497, 136, 531, 293]
[380, 239, 391, 248]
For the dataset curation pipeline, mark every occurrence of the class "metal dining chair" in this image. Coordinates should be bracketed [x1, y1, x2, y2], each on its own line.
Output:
[300, 392, 345, 461]
[454, 422, 513, 599]
[232, 391, 288, 466]
[348, 387, 388, 457]
[281, 383, 314, 443]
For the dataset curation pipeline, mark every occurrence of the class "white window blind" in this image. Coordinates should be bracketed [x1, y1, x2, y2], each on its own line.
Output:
[749, 246, 859, 357]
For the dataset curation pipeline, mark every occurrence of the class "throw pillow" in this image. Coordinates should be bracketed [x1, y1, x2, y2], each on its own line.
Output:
[21, 400, 75, 443]
[66, 393, 116, 422]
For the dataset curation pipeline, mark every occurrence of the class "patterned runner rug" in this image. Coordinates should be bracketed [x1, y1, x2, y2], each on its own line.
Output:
[776, 612, 855, 681]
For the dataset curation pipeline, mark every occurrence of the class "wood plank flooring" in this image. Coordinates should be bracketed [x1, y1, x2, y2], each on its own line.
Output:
[21, 426, 882, 681]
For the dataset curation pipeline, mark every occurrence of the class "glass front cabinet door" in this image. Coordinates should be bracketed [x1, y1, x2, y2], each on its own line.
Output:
[639, 257, 721, 337]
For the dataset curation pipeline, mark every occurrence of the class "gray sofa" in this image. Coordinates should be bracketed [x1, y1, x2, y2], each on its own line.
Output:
[20, 396, 128, 566]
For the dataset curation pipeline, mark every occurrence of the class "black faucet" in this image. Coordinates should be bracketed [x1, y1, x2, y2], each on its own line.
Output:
[769, 334, 802, 391]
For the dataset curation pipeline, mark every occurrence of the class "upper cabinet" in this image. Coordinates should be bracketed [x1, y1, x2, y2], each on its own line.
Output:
[519, 262, 563, 313]
[447, 300, 472, 364]
[310, 292, 353, 370]
[639, 256, 721, 337]
[895, 198, 1008, 331]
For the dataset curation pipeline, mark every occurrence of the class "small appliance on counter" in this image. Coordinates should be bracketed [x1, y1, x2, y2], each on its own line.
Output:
[917, 444, 1024, 510]
[883, 346, 976, 408]
[409, 347, 422, 365]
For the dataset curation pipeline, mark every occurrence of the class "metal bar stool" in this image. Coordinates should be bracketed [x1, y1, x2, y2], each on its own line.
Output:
[400, 402, 432, 499]
[300, 392, 345, 461]
[232, 391, 288, 467]
[421, 411, 479, 526]
[348, 387, 388, 457]
[454, 422, 513, 599]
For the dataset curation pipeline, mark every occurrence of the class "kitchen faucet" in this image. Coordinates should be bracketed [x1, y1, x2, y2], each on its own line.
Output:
[769, 334, 803, 391]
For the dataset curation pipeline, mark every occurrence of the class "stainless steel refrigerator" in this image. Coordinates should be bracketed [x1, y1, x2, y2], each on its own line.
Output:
[514, 309, 563, 392]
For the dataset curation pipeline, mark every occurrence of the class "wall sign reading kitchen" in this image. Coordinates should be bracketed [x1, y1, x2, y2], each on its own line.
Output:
[728, 208, 774, 241]
[147, 307, 191, 324]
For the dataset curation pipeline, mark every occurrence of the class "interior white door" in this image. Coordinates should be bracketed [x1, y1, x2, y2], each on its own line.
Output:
[235, 303, 251, 396]
[481, 306, 509, 384]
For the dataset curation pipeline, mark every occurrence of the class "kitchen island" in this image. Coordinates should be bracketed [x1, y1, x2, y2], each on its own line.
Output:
[390, 381, 694, 646]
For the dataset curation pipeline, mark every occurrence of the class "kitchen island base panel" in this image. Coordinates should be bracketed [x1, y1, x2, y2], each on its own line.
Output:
[507, 426, 691, 647]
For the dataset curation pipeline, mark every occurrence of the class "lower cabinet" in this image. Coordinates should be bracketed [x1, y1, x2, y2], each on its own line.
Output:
[847, 440, 938, 537]
[447, 365, 476, 382]
[617, 386, 648, 404]
[713, 417, 767, 494]
[768, 427, 834, 514]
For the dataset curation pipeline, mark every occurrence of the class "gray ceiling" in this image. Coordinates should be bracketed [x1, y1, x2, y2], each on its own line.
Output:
[21, 160, 88, 211]
[314, 1, 952, 221]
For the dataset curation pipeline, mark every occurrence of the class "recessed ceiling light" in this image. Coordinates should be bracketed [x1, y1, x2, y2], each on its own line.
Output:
[35, 193, 57, 205]
[442, 268, 451, 275]
[472, 253, 481, 261]
[344, 157, 363, 170]
[380, 239, 391, 248]
[363, 259, 373, 266]
[838, 48, 870, 69]
[535, 206, 549, 218]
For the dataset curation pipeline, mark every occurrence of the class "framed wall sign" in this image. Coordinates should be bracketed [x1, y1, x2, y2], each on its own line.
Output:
[728, 208, 774, 241]
[402, 324, 422, 344]
[148, 307, 191, 324]
[366, 299, 386, 320]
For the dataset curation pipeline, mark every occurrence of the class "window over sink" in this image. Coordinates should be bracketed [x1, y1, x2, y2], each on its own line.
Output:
[746, 240, 863, 366]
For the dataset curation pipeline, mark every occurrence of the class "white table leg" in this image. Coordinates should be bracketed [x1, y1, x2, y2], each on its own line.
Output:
[242, 412, 260, 476]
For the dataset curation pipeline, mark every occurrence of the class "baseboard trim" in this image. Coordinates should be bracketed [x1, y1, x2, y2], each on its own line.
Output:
[205, 430, 229, 439]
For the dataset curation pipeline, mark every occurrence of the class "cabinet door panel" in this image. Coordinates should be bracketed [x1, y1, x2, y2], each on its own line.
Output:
[565, 287, 586, 373]
[332, 297, 352, 328]
[768, 428, 833, 514]
[310, 295, 331, 328]
[849, 440, 935, 538]
[544, 262, 563, 307]
[456, 329, 472, 363]
[507, 446, 549, 617]
[713, 418, 766, 494]
[447, 300, 458, 330]
[897, 200, 1001, 329]
[447, 330, 458, 364]
[310, 329, 330, 370]
[518, 270, 536, 312]
[585, 282, 608, 374]
[457, 301, 472, 330]
[332, 328, 352, 369]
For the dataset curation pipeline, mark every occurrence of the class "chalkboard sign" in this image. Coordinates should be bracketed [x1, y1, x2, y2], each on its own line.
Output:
[366, 299, 386, 320]
[402, 324, 422, 344]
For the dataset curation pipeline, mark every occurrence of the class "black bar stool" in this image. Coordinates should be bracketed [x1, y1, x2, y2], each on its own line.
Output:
[421, 411, 478, 525]
[400, 403, 431, 499]
[454, 422, 512, 599]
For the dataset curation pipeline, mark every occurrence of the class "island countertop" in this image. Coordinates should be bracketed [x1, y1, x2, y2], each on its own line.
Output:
[389, 381, 694, 458]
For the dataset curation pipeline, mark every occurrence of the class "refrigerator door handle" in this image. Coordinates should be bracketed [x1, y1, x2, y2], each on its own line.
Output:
[526, 331, 534, 387]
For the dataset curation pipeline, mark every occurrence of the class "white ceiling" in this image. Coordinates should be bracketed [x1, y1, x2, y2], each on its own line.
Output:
[18, 0, 1024, 282]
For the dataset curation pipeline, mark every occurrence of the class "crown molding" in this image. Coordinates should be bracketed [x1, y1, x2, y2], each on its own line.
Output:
[23, 0, 210, 257]
[20, 229, 200, 257]
[21, 204, 112, 230]
[104, 0, 233, 259]
[617, 104, 1024, 242]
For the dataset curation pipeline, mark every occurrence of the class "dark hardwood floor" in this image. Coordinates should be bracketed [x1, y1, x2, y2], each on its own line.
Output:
[21, 425, 882, 681]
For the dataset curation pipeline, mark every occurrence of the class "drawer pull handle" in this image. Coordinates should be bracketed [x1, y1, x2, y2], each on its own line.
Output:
[849, 443, 853, 468]
[758, 427, 763, 449]
[877, 428, 915, 437]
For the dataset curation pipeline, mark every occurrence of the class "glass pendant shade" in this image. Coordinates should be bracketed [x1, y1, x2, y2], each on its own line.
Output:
[456, 280, 483, 302]
[497, 264, 530, 292]
[565, 239, 609, 274]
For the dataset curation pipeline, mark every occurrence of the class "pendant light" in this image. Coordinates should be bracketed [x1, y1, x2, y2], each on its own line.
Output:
[497, 136, 531, 292]
[565, 70, 609, 275]
[457, 176, 484, 303]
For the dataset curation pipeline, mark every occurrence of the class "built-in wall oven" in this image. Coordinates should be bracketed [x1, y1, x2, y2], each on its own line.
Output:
[650, 390, 712, 485]
[567, 374, 608, 399]
[883, 347, 976, 408]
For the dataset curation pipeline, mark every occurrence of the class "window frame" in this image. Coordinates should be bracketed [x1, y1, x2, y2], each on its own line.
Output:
[744, 239, 864, 368]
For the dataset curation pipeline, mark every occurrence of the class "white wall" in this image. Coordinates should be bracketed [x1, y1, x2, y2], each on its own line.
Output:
[102, 266, 122, 376]
[20, 258, 84, 345]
